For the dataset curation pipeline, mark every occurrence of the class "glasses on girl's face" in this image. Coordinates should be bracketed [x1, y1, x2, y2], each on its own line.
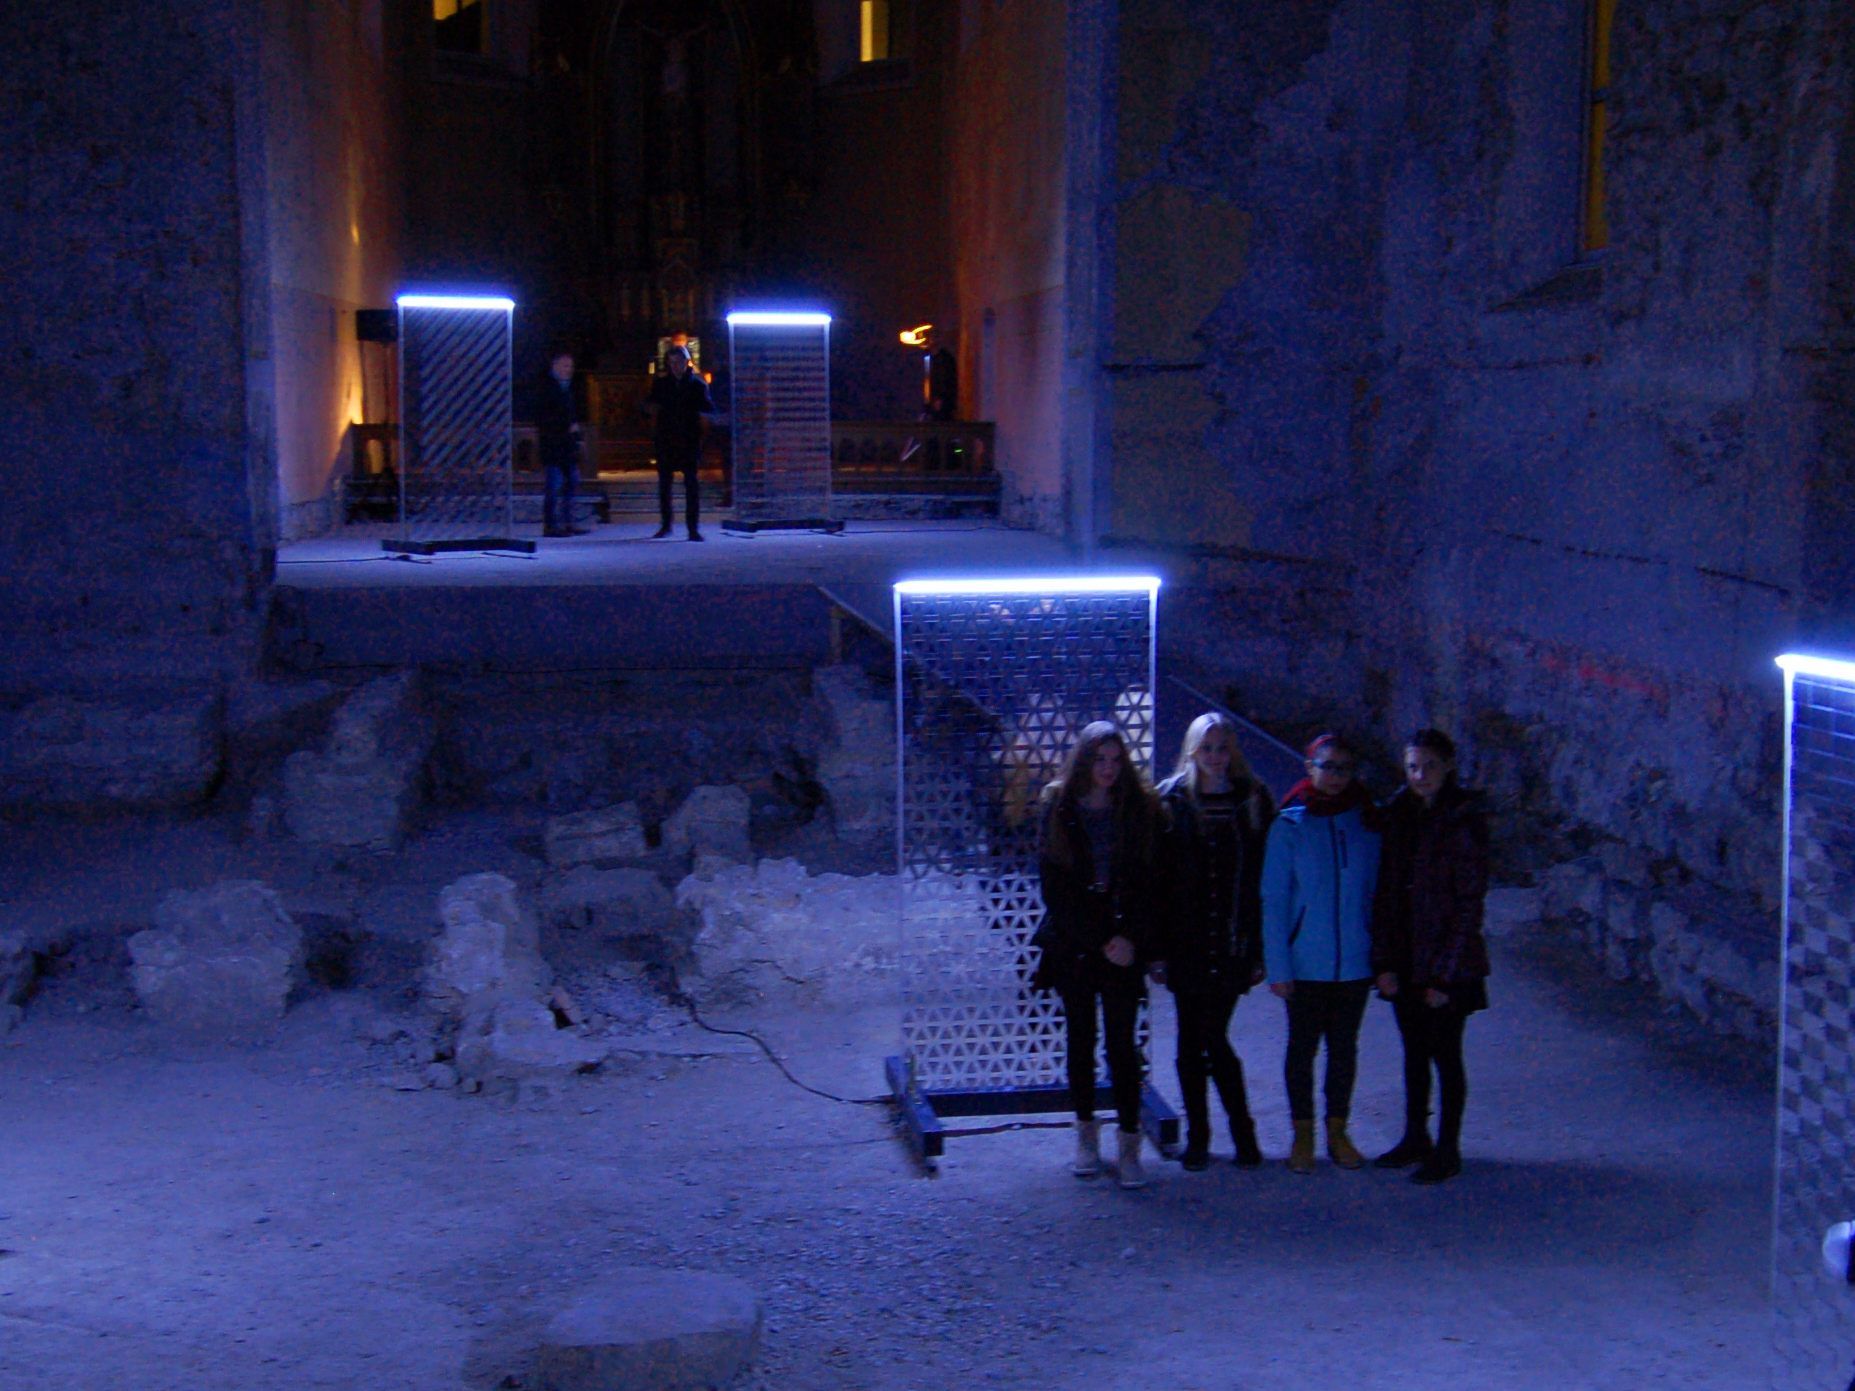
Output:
[1311, 760, 1355, 774]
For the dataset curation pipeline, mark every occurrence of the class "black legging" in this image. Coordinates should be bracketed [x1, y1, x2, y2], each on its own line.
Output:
[1173, 984, 1252, 1142]
[657, 445, 700, 531]
[1283, 979, 1372, 1122]
[1060, 963, 1144, 1132]
[1392, 993, 1471, 1153]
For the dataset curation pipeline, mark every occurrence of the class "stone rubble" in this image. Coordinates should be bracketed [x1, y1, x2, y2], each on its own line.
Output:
[282, 672, 433, 850]
[661, 785, 752, 863]
[544, 802, 651, 869]
[127, 881, 304, 1040]
[542, 866, 681, 952]
[421, 873, 553, 1019]
[675, 858, 899, 1009]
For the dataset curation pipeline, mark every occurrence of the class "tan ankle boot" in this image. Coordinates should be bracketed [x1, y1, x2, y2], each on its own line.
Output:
[1116, 1129, 1148, 1189]
[1326, 1116, 1365, 1169]
[1286, 1120, 1316, 1174]
[1072, 1118, 1102, 1178]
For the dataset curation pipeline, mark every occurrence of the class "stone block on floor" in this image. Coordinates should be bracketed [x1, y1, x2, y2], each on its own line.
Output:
[422, 872, 552, 1018]
[536, 1268, 762, 1391]
[128, 881, 304, 1040]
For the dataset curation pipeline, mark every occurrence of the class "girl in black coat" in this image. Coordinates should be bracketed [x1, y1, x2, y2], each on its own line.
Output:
[1154, 713, 1276, 1170]
[1035, 720, 1162, 1188]
[1370, 728, 1492, 1184]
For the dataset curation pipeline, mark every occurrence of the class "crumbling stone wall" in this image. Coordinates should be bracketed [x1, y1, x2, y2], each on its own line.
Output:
[1097, 0, 1855, 1040]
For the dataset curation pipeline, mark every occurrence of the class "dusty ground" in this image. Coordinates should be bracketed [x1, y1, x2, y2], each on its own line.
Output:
[0, 810, 1773, 1390]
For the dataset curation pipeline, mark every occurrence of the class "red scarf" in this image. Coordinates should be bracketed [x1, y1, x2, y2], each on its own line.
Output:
[1279, 779, 1373, 818]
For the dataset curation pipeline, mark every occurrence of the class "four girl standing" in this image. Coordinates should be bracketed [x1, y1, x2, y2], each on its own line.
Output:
[1038, 717, 1493, 1186]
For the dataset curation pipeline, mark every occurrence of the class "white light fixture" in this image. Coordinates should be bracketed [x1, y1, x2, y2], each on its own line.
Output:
[396, 294, 515, 311]
[1776, 653, 1855, 685]
[726, 311, 832, 327]
[894, 576, 1161, 596]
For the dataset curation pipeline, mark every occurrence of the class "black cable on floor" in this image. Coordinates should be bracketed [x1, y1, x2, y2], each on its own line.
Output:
[671, 988, 890, 1108]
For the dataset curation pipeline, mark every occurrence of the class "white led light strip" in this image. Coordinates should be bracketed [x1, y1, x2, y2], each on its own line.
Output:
[894, 575, 1161, 597]
[1776, 653, 1855, 684]
[726, 311, 832, 327]
[396, 294, 516, 311]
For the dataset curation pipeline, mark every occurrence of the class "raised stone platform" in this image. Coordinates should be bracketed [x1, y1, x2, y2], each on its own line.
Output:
[270, 520, 1079, 673]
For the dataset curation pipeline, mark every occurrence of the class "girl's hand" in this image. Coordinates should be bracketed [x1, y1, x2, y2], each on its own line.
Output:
[1103, 936, 1135, 968]
[1376, 972, 1399, 998]
[1424, 987, 1449, 1009]
[1269, 981, 1294, 1000]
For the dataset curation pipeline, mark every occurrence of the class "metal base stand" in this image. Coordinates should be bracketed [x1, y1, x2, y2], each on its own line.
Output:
[380, 537, 537, 556]
[886, 1054, 1179, 1166]
[720, 517, 845, 536]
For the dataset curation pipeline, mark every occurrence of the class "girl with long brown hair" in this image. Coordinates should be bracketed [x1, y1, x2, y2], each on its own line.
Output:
[1033, 720, 1162, 1187]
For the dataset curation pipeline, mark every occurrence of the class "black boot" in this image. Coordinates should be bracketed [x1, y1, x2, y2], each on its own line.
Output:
[1375, 1131, 1434, 1168]
[1230, 1116, 1263, 1168]
[1178, 1131, 1211, 1172]
[1410, 1148, 1461, 1184]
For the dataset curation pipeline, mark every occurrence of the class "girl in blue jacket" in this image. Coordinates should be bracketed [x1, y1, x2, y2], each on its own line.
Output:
[1261, 733, 1381, 1174]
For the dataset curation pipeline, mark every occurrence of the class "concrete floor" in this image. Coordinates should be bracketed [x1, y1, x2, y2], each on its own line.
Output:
[0, 809, 1776, 1391]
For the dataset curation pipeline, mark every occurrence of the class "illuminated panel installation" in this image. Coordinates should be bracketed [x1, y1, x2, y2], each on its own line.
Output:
[388, 294, 525, 555]
[887, 576, 1176, 1160]
[1775, 651, 1855, 1385]
[724, 310, 839, 534]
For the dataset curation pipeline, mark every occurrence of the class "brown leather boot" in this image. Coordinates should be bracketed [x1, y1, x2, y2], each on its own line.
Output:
[1326, 1116, 1365, 1170]
[1286, 1120, 1316, 1175]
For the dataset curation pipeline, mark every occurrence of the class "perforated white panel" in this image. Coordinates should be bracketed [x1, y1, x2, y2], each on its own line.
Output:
[895, 583, 1157, 1093]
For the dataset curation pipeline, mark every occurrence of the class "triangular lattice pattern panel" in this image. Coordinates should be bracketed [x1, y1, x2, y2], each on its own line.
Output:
[1775, 670, 1855, 1388]
[896, 587, 1156, 1094]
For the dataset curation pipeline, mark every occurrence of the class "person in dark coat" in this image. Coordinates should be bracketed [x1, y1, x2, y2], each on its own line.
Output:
[536, 349, 585, 538]
[1370, 727, 1492, 1184]
[1034, 720, 1162, 1188]
[1154, 713, 1274, 1170]
[646, 344, 716, 540]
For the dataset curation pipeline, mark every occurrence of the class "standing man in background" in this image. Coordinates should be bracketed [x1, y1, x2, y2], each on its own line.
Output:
[537, 348, 586, 538]
[647, 344, 715, 541]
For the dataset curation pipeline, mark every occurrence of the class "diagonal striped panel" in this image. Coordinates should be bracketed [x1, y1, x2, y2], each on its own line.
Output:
[729, 318, 833, 523]
[895, 584, 1158, 1095]
[397, 302, 514, 542]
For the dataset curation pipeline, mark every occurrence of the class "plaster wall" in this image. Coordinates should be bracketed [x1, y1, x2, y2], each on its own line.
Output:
[1098, 0, 1855, 1038]
[261, 0, 405, 537]
[949, 0, 1068, 531]
[0, 0, 267, 685]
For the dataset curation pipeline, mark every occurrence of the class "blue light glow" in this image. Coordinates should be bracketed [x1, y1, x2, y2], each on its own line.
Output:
[1776, 653, 1855, 684]
[894, 576, 1161, 596]
[396, 294, 516, 311]
[726, 311, 832, 327]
